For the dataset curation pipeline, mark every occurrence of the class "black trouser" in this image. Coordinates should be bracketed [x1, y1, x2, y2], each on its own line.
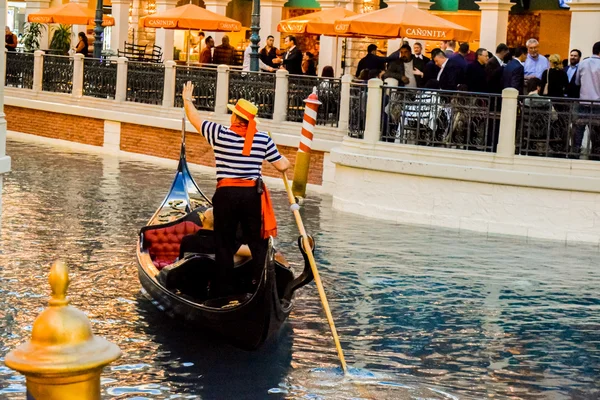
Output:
[212, 186, 266, 293]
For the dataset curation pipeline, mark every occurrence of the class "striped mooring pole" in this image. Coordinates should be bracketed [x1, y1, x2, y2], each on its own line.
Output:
[292, 86, 322, 199]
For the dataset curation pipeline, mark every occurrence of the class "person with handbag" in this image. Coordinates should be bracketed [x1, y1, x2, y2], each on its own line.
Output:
[541, 54, 569, 98]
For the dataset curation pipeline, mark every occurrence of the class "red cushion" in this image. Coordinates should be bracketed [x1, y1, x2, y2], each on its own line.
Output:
[144, 221, 201, 269]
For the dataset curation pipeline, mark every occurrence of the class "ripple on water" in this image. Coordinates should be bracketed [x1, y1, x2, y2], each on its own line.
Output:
[0, 139, 598, 399]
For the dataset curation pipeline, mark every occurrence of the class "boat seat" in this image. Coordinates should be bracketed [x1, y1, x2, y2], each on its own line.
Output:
[143, 220, 201, 269]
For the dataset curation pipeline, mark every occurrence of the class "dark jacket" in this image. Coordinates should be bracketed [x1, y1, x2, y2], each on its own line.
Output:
[382, 59, 406, 85]
[466, 61, 487, 93]
[438, 57, 465, 91]
[259, 46, 278, 69]
[541, 68, 568, 98]
[414, 54, 430, 64]
[213, 44, 236, 65]
[485, 56, 504, 94]
[502, 59, 524, 94]
[355, 53, 389, 78]
[565, 64, 581, 98]
[450, 52, 468, 71]
[282, 46, 303, 75]
[422, 60, 440, 86]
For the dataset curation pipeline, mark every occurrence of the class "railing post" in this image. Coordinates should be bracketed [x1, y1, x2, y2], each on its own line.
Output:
[496, 88, 519, 157]
[115, 56, 128, 102]
[71, 53, 84, 98]
[32, 50, 45, 93]
[215, 64, 230, 115]
[338, 74, 353, 131]
[2, 49, 7, 87]
[363, 78, 383, 143]
[162, 60, 177, 108]
[273, 69, 289, 123]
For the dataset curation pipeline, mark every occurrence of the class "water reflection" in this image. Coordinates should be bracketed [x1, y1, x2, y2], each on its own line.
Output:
[0, 138, 598, 399]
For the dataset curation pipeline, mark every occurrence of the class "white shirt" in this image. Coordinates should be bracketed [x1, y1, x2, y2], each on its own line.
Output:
[436, 59, 448, 81]
[566, 64, 578, 82]
[404, 59, 417, 88]
[242, 45, 270, 72]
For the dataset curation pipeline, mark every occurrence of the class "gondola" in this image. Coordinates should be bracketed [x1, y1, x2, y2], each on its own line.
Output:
[136, 128, 314, 350]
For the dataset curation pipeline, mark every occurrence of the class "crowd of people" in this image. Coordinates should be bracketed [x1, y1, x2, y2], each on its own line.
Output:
[198, 33, 323, 76]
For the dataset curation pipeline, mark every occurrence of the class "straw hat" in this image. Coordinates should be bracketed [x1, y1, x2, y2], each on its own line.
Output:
[227, 99, 260, 124]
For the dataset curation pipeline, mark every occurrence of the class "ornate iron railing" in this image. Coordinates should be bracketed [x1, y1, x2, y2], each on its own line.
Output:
[126, 61, 165, 105]
[5, 52, 34, 89]
[381, 86, 501, 152]
[41, 55, 73, 94]
[287, 75, 341, 127]
[516, 96, 600, 160]
[83, 58, 117, 99]
[174, 66, 217, 111]
[348, 82, 368, 139]
[228, 70, 275, 119]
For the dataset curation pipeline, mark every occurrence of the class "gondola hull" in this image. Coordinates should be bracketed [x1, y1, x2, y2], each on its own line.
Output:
[137, 241, 294, 350]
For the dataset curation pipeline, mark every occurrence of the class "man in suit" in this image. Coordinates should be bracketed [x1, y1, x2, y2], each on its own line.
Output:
[422, 48, 442, 85]
[485, 43, 510, 94]
[450, 42, 470, 71]
[355, 44, 389, 78]
[466, 48, 489, 93]
[565, 49, 581, 98]
[383, 44, 427, 87]
[433, 51, 465, 90]
[502, 46, 527, 94]
[275, 35, 303, 75]
[413, 42, 430, 63]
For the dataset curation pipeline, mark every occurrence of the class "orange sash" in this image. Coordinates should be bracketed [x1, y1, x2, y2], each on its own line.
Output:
[216, 178, 277, 239]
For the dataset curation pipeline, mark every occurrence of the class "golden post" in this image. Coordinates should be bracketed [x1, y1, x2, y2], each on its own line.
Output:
[291, 87, 322, 199]
[4, 261, 121, 400]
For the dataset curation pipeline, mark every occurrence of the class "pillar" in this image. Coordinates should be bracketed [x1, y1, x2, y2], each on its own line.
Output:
[155, 0, 178, 61]
[163, 60, 177, 108]
[115, 56, 128, 102]
[260, 0, 286, 47]
[25, 0, 51, 49]
[72, 53, 84, 98]
[110, 0, 131, 52]
[273, 69, 289, 123]
[203, 0, 232, 45]
[215, 64, 230, 115]
[318, 0, 348, 76]
[476, 0, 513, 52]
[33, 50, 45, 93]
[496, 88, 518, 158]
[338, 74, 352, 131]
[363, 78, 383, 143]
[385, 0, 432, 56]
[568, 0, 600, 58]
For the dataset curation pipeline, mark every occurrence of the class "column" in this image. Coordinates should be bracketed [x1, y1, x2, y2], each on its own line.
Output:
[215, 64, 230, 115]
[33, 50, 45, 93]
[162, 60, 176, 108]
[72, 53, 84, 98]
[261, 0, 286, 47]
[476, 0, 513, 52]
[110, 0, 131, 52]
[363, 78, 383, 143]
[318, 0, 348, 76]
[155, 0, 178, 61]
[69, 0, 88, 45]
[385, 0, 432, 56]
[204, 0, 232, 44]
[496, 88, 518, 158]
[273, 69, 289, 123]
[337, 74, 352, 131]
[25, 0, 51, 49]
[568, 0, 600, 58]
[115, 56, 128, 101]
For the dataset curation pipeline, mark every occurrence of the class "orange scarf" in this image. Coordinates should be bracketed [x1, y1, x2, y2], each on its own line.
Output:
[229, 105, 258, 156]
[216, 178, 277, 239]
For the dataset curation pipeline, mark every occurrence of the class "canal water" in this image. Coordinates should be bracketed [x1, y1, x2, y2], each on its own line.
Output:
[0, 138, 598, 399]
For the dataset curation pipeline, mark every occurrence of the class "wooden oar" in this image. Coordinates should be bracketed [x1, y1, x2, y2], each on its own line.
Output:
[282, 173, 348, 374]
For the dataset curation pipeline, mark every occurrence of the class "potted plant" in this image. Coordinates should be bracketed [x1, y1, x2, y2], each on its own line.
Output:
[22, 23, 46, 52]
[49, 24, 72, 55]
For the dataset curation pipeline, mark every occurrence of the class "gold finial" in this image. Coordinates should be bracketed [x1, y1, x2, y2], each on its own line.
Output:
[49, 261, 70, 307]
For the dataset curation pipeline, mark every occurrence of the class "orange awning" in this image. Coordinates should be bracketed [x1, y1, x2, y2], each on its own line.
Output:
[277, 8, 358, 36]
[27, 3, 115, 26]
[139, 4, 241, 31]
[334, 5, 471, 41]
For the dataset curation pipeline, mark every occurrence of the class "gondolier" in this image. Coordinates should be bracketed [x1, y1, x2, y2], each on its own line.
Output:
[182, 82, 290, 296]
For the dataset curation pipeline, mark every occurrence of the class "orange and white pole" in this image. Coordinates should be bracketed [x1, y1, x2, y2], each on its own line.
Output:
[292, 87, 322, 199]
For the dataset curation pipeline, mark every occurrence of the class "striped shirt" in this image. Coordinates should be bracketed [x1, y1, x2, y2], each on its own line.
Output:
[201, 120, 282, 180]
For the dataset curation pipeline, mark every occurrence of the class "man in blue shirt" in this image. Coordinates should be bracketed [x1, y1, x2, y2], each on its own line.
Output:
[573, 41, 600, 159]
[524, 38, 549, 80]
